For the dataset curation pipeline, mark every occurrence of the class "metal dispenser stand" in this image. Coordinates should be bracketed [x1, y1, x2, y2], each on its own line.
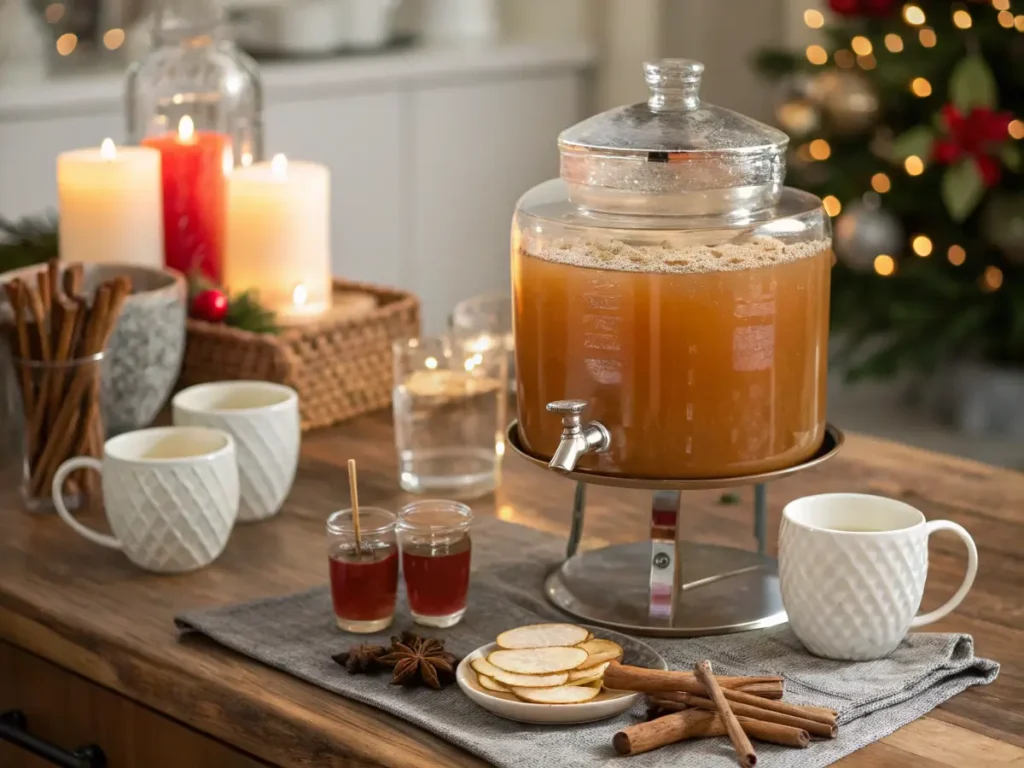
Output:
[507, 407, 844, 637]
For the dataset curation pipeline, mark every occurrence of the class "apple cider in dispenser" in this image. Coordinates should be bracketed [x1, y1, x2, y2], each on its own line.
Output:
[512, 60, 832, 479]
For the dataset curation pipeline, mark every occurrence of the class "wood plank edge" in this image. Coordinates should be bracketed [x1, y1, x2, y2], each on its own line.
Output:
[0, 603, 486, 768]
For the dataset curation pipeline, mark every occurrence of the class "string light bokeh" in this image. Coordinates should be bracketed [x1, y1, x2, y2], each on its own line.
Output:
[794, 1, 1024, 289]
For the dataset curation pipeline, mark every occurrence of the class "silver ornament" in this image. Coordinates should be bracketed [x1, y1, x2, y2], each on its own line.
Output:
[834, 199, 903, 272]
[982, 194, 1024, 264]
[805, 71, 880, 137]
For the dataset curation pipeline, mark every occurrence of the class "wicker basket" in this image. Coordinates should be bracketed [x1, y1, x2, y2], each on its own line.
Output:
[180, 279, 420, 430]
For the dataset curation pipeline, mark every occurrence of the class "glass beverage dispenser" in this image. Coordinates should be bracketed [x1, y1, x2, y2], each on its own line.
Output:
[508, 60, 841, 636]
[512, 60, 832, 480]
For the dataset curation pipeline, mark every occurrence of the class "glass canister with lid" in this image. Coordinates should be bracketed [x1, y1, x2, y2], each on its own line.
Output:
[512, 59, 832, 480]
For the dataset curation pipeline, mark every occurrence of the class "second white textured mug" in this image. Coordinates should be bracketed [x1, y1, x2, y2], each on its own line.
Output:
[779, 493, 978, 660]
[173, 381, 300, 522]
[51, 426, 239, 573]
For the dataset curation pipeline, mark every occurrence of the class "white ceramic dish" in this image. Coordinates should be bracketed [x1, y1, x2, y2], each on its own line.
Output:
[456, 627, 666, 724]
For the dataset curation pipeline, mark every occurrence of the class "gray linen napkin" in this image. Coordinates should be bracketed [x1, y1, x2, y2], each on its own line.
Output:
[176, 516, 999, 768]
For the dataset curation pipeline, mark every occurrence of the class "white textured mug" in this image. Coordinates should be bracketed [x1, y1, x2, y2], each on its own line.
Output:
[172, 381, 300, 523]
[51, 426, 239, 573]
[779, 493, 978, 660]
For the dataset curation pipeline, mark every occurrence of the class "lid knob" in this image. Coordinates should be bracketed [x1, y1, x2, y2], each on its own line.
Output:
[644, 59, 703, 113]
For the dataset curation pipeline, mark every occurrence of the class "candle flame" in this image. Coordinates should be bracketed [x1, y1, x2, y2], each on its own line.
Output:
[178, 115, 195, 142]
[292, 283, 308, 306]
[100, 138, 116, 160]
[271, 153, 288, 178]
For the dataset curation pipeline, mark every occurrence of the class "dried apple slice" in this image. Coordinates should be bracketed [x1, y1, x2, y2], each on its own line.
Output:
[488, 647, 589, 675]
[511, 685, 601, 704]
[496, 623, 590, 650]
[575, 639, 623, 669]
[471, 657, 569, 688]
[569, 661, 609, 681]
[477, 674, 511, 693]
[568, 672, 604, 687]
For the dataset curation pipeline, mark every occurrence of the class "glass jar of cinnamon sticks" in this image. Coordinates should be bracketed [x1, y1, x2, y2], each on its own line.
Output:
[2, 261, 132, 512]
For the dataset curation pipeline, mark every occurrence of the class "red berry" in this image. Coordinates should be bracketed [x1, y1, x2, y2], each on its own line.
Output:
[191, 289, 229, 323]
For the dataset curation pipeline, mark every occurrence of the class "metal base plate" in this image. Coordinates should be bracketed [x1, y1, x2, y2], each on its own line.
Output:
[545, 541, 787, 637]
[507, 421, 845, 489]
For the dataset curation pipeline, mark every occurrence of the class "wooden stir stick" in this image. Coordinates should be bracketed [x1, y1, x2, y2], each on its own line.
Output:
[695, 660, 758, 768]
[347, 459, 363, 559]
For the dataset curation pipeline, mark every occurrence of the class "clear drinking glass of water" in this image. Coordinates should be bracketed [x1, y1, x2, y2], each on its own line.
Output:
[450, 293, 515, 394]
[392, 336, 507, 498]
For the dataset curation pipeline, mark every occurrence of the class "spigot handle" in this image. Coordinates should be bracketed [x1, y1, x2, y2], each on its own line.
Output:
[547, 400, 588, 428]
[547, 399, 588, 415]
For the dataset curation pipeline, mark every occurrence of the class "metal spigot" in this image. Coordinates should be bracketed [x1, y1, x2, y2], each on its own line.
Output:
[546, 400, 611, 474]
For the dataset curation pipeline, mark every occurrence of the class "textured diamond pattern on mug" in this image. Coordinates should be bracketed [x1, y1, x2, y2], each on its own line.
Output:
[780, 520, 927, 658]
[175, 410, 298, 522]
[105, 464, 237, 572]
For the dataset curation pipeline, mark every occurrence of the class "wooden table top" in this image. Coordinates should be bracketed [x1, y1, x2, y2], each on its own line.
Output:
[1, 413, 1022, 767]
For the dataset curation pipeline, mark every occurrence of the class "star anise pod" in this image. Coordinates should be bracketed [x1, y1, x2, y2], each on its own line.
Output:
[379, 634, 459, 690]
[331, 643, 387, 674]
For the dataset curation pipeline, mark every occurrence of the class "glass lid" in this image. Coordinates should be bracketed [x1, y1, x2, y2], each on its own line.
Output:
[558, 59, 789, 217]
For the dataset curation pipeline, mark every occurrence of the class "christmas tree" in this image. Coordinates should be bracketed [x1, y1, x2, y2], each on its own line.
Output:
[756, 0, 1024, 380]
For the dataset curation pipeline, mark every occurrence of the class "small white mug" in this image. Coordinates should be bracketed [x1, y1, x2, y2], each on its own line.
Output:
[172, 381, 300, 523]
[779, 493, 978, 660]
[52, 426, 239, 573]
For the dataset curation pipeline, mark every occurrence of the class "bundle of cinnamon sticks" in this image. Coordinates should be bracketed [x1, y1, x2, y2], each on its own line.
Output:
[608, 661, 839, 766]
[2, 260, 132, 502]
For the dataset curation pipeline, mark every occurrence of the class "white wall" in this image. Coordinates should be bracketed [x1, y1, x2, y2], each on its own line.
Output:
[501, 0, 815, 117]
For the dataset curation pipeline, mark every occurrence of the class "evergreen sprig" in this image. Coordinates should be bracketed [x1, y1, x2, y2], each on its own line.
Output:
[225, 289, 279, 334]
[0, 211, 58, 273]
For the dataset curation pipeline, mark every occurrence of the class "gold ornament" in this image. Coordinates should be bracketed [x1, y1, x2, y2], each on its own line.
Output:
[805, 71, 880, 137]
[775, 98, 821, 139]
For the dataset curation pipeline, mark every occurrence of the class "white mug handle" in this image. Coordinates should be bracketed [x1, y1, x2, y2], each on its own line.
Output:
[910, 520, 978, 627]
[51, 457, 122, 550]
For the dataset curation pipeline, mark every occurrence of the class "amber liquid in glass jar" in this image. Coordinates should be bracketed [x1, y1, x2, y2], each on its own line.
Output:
[513, 236, 831, 479]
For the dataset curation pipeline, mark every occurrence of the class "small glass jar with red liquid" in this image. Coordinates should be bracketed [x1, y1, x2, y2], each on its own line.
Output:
[397, 500, 473, 628]
[327, 507, 399, 633]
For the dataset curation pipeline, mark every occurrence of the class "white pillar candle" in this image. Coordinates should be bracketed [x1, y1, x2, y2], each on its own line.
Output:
[223, 154, 332, 320]
[57, 139, 164, 267]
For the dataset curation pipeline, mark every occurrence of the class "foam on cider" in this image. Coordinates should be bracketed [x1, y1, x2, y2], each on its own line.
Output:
[523, 235, 830, 274]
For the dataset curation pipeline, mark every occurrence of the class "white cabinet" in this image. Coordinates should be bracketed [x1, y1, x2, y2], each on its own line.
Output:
[0, 44, 592, 332]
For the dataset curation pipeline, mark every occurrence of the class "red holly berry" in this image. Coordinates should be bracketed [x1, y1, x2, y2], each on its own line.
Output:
[191, 289, 229, 323]
[932, 103, 1013, 187]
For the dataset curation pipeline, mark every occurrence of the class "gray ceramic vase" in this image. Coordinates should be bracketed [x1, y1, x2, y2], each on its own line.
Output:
[1, 263, 186, 436]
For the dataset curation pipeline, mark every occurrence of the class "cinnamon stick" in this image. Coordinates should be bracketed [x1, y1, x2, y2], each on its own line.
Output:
[614, 709, 809, 756]
[604, 662, 784, 700]
[31, 299, 78, 445]
[660, 691, 837, 739]
[695, 660, 757, 767]
[47, 259, 61, 347]
[36, 268, 52, 325]
[62, 264, 83, 300]
[30, 285, 113, 494]
[3, 280, 35, 419]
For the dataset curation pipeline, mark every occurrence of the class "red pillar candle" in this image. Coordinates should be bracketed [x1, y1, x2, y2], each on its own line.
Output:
[142, 116, 230, 283]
